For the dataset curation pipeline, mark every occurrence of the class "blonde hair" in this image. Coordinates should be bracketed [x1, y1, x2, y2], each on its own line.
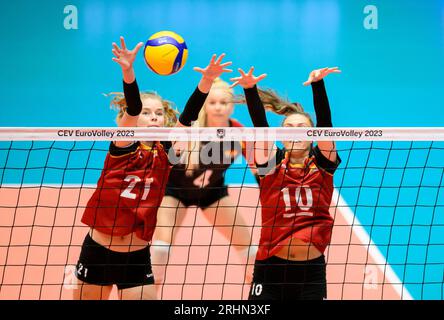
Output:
[193, 78, 234, 127]
[238, 88, 314, 126]
[107, 91, 178, 127]
[185, 78, 234, 175]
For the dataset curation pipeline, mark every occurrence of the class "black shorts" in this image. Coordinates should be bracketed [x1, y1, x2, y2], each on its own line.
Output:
[164, 186, 229, 209]
[249, 255, 327, 300]
[75, 233, 154, 290]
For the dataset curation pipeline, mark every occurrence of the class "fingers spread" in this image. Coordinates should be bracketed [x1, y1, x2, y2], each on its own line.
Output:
[112, 43, 121, 52]
[120, 36, 127, 50]
[238, 68, 247, 77]
[220, 61, 232, 68]
[256, 73, 267, 81]
[134, 42, 144, 54]
[193, 67, 205, 73]
[229, 81, 239, 89]
[112, 49, 120, 58]
[209, 54, 217, 65]
[215, 53, 226, 65]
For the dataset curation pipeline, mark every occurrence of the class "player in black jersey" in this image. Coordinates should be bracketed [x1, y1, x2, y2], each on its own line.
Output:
[152, 78, 259, 289]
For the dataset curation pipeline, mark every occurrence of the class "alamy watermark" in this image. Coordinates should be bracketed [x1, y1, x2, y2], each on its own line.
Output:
[64, 5, 78, 30]
[364, 5, 378, 30]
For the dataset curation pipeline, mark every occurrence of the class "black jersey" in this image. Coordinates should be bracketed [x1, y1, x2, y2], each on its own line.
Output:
[165, 119, 251, 206]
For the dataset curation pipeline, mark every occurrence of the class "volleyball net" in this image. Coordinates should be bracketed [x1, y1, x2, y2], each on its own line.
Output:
[0, 127, 443, 300]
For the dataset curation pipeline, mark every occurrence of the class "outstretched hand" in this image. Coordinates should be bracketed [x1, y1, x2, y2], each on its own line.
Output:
[229, 67, 267, 89]
[194, 53, 233, 81]
[112, 36, 144, 71]
[303, 67, 341, 86]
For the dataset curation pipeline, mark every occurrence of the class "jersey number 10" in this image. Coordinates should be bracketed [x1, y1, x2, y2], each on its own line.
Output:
[282, 186, 314, 217]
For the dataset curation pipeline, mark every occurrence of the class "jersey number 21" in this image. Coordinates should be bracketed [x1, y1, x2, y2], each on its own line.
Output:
[120, 175, 154, 200]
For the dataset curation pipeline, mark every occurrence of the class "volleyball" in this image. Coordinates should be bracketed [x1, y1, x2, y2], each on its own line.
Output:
[143, 31, 188, 76]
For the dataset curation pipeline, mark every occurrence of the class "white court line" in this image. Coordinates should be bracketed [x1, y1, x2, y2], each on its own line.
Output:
[333, 189, 414, 300]
[222, 183, 414, 299]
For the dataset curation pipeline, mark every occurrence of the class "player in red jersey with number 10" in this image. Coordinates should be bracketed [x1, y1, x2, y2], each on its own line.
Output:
[231, 66, 341, 300]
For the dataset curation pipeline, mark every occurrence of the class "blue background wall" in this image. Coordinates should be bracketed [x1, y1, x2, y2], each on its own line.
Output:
[1, 0, 444, 127]
[1, 0, 444, 299]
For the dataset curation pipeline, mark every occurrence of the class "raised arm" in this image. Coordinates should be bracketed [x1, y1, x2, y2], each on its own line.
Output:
[177, 53, 232, 127]
[303, 67, 341, 162]
[230, 67, 274, 166]
[171, 54, 232, 156]
[111, 36, 144, 147]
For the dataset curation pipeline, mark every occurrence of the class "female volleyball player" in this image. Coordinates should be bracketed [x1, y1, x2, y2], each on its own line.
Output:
[73, 36, 232, 300]
[230, 66, 341, 300]
[152, 77, 258, 287]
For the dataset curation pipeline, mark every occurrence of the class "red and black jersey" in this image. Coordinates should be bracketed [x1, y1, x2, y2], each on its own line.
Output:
[81, 141, 172, 242]
[256, 145, 341, 260]
[165, 119, 255, 202]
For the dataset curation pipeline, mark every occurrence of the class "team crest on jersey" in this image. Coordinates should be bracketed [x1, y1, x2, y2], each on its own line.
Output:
[217, 129, 225, 139]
